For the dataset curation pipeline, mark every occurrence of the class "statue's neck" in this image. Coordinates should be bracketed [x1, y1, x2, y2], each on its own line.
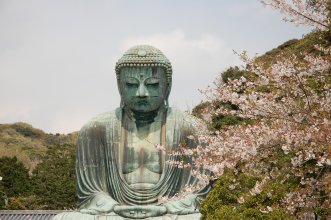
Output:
[123, 106, 166, 127]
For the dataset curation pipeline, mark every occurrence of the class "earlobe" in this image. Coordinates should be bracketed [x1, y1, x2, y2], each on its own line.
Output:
[165, 82, 172, 100]
[164, 86, 171, 109]
[117, 79, 123, 97]
[164, 99, 169, 109]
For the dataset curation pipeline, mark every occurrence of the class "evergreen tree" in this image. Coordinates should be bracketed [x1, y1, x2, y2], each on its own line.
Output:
[32, 143, 76, 210]
[0, 156, 31, 208]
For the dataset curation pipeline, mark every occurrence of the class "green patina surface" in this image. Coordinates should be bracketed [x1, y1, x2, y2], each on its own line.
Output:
[54, 45, 210, 219]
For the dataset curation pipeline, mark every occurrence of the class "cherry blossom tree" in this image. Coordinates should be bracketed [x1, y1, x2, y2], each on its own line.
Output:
[166, 0, 331, 218]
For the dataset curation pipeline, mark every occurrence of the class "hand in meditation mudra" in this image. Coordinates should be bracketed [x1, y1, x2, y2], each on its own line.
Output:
[56, 45, 210, 219]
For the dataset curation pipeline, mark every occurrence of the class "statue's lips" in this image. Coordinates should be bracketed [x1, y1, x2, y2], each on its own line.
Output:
[135, 100, 149, 105]
[129, 96, 160, 107]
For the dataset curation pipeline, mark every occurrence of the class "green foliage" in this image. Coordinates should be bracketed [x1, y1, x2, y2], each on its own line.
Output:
[0, 123, 78, 172]
[192, 100, 252, 131]
[221, 66, 252, 84]
[314, 207, 331, 219]
[277, 39, 299, 50]
[255, 30, 330, 67]
[0, 123, 47, 171]
[0, 122, 79, 210]
[0, 157, 31, 197]
[200, 162, 297, 219]
[31, 143, 76, 209]
[200, 142, 331, 219]
[192, 66, 256, 131]
[3, 196, 39, 210]
[12, 122, 45, 139]
[44, 132, 78, 146]
[192, 101, 210, 119]
[0, 156, 32, 209]
[211, 115, 245, 130]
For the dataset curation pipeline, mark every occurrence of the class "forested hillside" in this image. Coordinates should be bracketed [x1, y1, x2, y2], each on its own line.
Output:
[0, 122, 77, 172]
[0, 123, 77, 209]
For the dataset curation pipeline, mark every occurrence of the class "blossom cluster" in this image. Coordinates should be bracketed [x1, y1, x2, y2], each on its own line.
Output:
[259, 0, 329, 29]
[163, 1, 330, 217]
[194, 45, 331, 215]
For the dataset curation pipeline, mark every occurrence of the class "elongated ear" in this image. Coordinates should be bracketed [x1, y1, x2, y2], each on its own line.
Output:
[117, 73, 126, 109]
[165, 81, 172, 108]
[117, 77, 123, 96]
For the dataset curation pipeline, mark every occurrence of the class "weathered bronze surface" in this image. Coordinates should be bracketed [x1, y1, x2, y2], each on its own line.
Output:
[54, 45, 210, 219]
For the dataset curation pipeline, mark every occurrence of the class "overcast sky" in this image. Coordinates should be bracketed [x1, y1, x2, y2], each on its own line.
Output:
[0, 0, 312, 134]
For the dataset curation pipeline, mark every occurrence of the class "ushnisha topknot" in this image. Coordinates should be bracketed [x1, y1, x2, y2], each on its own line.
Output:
[115, 45, 172, 82]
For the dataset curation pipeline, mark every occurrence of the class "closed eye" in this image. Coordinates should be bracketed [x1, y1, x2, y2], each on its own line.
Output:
[125, 78, 139, 87]
[145, 78, 160, 86]
[126, 82, 139, 86]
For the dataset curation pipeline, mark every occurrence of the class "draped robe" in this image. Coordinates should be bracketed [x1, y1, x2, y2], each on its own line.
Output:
[76, 107, 210, 212]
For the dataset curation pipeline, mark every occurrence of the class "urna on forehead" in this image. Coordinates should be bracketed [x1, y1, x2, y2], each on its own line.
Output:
[115, 45, 172, 83]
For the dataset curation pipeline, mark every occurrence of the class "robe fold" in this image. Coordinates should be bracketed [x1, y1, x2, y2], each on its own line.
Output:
[76, 107, 210, 210]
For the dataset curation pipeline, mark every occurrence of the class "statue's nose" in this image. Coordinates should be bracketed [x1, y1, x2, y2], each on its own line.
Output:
[136, 83, 149, 97]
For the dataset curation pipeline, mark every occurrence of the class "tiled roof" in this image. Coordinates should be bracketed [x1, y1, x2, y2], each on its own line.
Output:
[0, 210, 66, 220]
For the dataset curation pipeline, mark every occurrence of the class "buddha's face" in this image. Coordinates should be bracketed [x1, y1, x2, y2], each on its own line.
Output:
[119, 66, 168, 113]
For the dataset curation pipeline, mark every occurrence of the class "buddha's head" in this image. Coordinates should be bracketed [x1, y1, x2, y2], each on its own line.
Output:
[116, 45, 172, 113]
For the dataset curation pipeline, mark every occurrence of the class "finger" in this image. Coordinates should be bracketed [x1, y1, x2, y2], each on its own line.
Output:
[80, 208, 98, 215]
[98, 205, 113, 212]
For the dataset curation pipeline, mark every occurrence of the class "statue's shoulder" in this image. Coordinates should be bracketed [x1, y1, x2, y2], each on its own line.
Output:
[167, 107, 203, 128]
[167, 107, 195, 120]
[79, 108, 122, 132]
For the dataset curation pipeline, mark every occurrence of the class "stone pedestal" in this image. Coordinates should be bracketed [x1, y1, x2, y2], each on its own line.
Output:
[53, 212, 201, 220]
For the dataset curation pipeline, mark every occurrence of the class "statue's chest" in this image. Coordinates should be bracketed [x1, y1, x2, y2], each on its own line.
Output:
[120, 121, 164, 187]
